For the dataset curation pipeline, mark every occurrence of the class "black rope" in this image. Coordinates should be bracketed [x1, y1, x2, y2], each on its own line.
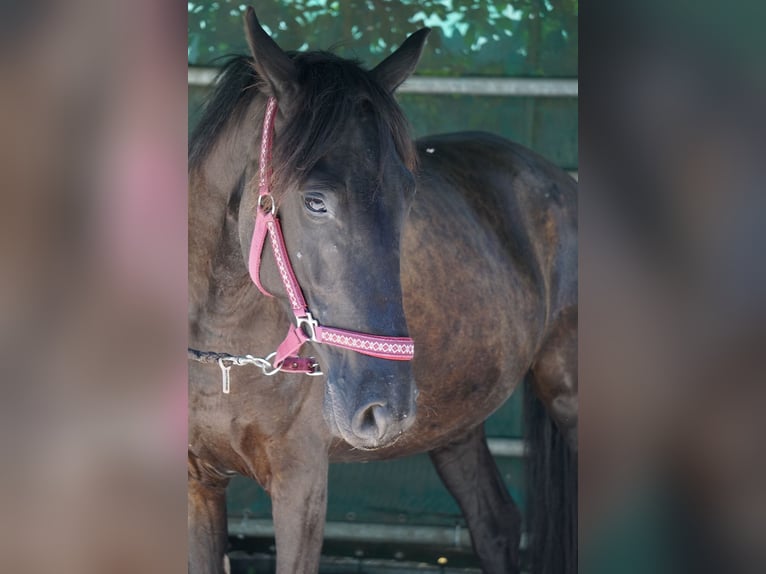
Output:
[187, 348, 239, 364]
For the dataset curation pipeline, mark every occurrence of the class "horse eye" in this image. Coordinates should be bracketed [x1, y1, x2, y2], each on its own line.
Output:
[304, 195, 327, 214]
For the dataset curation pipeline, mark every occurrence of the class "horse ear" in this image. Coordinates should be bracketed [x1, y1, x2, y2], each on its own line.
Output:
[244, 7, 297, 102]
[371, 28, 431, 93]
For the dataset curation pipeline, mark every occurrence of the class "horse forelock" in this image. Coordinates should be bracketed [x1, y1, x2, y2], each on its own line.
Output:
[270, 51, 418, 197]
[189, 51, 417, 197]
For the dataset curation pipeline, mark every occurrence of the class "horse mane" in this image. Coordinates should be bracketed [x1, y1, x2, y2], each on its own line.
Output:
[189, 51, 418, 192]
[189, 55, 257, 171]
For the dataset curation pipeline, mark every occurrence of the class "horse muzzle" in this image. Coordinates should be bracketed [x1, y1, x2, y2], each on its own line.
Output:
[324, 368, 417, 450]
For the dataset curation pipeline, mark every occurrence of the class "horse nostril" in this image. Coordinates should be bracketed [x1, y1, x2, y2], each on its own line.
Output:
[351, 403, 391, 442]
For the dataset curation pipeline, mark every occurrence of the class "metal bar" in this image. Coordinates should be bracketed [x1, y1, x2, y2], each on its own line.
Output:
[400, 76, 577, 97]
[487, 438, 527, 458]
[189, 67, 577, 97]
[230, 518, 471, 548]
[188, 67, 218, 86]
[229, 518, 528, 549]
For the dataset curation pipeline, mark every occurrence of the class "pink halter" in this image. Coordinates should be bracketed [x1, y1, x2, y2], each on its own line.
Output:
[247, 97, 415, 374]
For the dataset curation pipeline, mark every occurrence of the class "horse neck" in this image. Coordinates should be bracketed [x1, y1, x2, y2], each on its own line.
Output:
[189, 96, 268, 342]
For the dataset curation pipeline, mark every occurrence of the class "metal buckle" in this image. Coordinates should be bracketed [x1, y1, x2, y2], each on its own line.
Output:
[296, 313, 319, 342]
[307, 359, 324, 376]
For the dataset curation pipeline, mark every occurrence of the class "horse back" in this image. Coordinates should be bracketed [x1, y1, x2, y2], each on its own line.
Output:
[413, 131, 577, 322]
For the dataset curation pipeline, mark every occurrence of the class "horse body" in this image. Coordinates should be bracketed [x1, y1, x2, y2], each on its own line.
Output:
[328, 131, 577, 462]
[189, 8, 576, 574]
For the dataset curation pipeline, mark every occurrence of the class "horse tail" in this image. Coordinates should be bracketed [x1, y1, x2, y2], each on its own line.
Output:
[523, 374, 578, 574]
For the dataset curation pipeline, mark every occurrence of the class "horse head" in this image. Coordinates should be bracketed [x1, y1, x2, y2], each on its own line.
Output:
[241, 9, 430, 450]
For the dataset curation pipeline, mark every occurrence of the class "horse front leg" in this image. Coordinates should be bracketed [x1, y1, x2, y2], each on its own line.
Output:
[268, 445, 329, 574]
[429, 423, 522, 574]
[188, 454, 230, 574]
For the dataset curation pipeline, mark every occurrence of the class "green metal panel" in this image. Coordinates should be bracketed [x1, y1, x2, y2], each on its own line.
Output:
[226, 392, 526, 528]
[398, 93, 577, 169]
[189, 85, 577, 169]
[226, 455, 526, 526]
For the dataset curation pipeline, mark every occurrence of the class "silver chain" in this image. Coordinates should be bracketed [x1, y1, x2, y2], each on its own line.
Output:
[217, 353, 282, 394]
[188, 348, 322, 394]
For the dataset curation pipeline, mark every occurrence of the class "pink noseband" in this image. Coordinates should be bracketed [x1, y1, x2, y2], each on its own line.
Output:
[248, 97, 415, 374]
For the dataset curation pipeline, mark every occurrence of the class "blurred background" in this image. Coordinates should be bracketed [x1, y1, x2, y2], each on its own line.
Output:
[1, 0, 764, 573]
[0, 0, 188, 572]
[188, 1, 576, 571]
[580, 1, 766, 572]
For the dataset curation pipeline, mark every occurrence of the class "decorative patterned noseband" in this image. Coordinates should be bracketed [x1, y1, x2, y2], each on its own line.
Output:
[247, 97, 415, 375]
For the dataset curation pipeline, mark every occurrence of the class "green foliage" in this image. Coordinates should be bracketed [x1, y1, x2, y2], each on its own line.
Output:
[188, 0, 578, 77]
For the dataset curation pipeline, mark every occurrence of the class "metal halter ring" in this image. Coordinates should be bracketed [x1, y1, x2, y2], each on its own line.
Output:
[260, 352, 284, 376]
[258, 193, 276, 215]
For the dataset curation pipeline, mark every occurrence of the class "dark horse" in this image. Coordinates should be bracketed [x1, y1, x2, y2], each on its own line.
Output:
[189, 8, 577, 574]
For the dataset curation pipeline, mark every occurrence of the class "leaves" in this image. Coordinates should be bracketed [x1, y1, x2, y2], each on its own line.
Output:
[187, 0, 578, 77]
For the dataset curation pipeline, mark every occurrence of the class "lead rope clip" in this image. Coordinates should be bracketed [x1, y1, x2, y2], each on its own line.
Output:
[218, 359, 232, 394]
